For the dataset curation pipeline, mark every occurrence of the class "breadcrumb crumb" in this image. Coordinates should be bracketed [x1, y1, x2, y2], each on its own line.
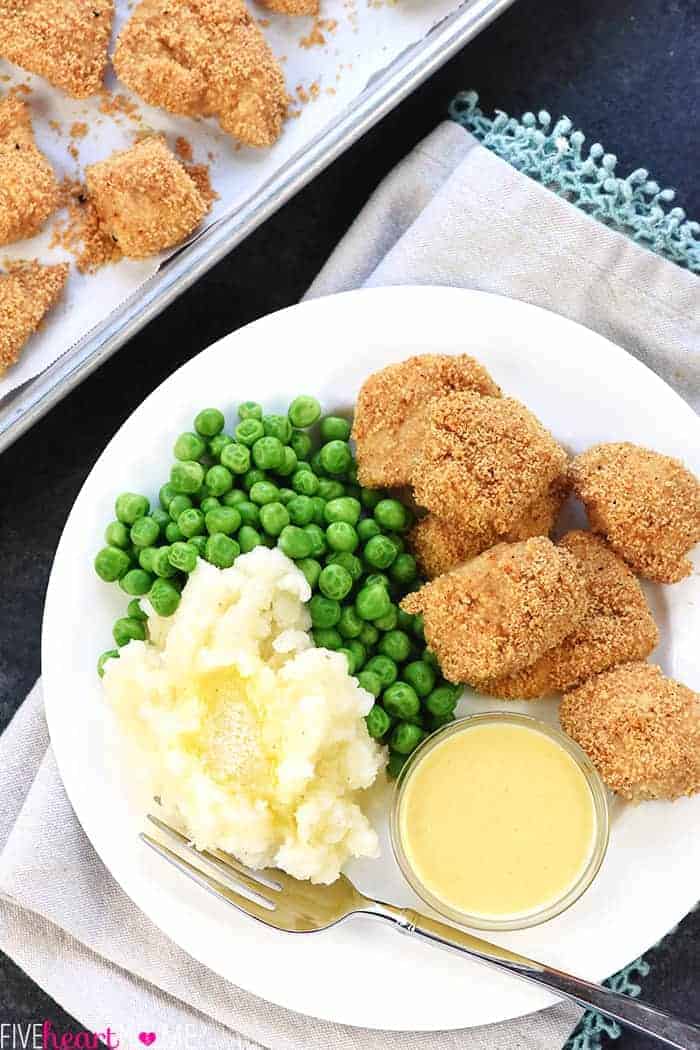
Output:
[411, 392, 568, 535]
[85, 137, 209, 259]
[49, 178, 122, 274]
[262, 0, 318, 13]
[402, 536, 588, 686]
[560, 662, 700, 801]
[0, 0, 114, 98]
[113, 0, 288, 148]
[0, 261, 69, 374]
[483, 531, 658, 699]
[0, 94, 60, 246]
[571, 442, 700, 583]
[352, 354, 501, 489]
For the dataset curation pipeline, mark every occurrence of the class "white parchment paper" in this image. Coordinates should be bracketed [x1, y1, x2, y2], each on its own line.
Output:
[0, 0, 463, 403]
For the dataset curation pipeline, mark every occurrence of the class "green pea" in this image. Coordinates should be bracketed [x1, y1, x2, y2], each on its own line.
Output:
[337, 605, 363, 639]
[278, 525, 313, 559]
[425, 685, 459, 718]
[379, 629, 411, 663]
[194, 408, 225, 437]
[317, 478, 345, 501]
[127, 598, 147, 621]
[115, 492, 149, 525]
[314, 628, 343, 650]
[170, 461, 204, 495]
[373, 605, 399, 631]
[252, 435, 284, 471]
[278, 487, 295, 505]
[289, 430, 313, 460]
[205, 506, 242, 536]
[250, 480, 281, 505]
[383, 682, 420, 719]
[205, 533, 239, 568]
[397, 608, 414, 632]
[150, 578, 181, 617]
[151, 507, 170, 531]
[345, 639, 366, 671]
[174, 431, 206, 461]
[165, 522, 184, 544]
[391, 721, 425, 755]
[286, 494, 314, 526]
[94, 546, 131, 582]
[205, 464, 233, 497]
[423, 646, 439, 669]
[365, 704, 391, 739]
[168, 541, 197, 573]
[326, 522, 358, 553]
[365, 572, 391, 589]
[291, 469, 319, 496]
[326, 551, 362, 581]
[386, 533, 406, 554]
[402, 660, 436, 698]
[168, 494, 192, 522]
[209, 433, 233, 460]
[276, 446, 298, 477]
[310, 496, 327, 526]
[223, 489, 247, 507]
[365, 654, 398, 688]
[374, 498, 409, 533]
[238, 525, 264, 553]
[387, 750, 409, 778]
[318, 563, 353, 601]
[303, 523, 327, 557]
[357, 671, 382, 698]
[237, 501, 261, 527]
[262, 413, 292, 444]
[188, 535, 207, 556]
[199, 497, 220, 516]
[324, 497, 361, 526]
[105, 520, 130, 549]
[309, 594, 341, 628]
[320, 416, 351, 442]
[310, 450, 328, 477]
[357, 518, 381, 543]
[235, 418, 265, 447]
[113, 616, 146, 646]
[412, 613, 425, 640]
[359, 623, 380, 647]
[288, 396, 321, 429]
[296, 557, 322, 589]
[243, 468, 266, 491]
[364, 534, 398, 569]
[338, 647, 360, 674]
[159, 483, 177, 510]
[319, 440, 352, 475]
[260, 502, 290, 537]
[151, 547, 177, 578]
[355, 583, 392, 621]
[130, 517, 160, 549]
[220, 442, 251, 474]
[391, 552, 418, 584]
[361, 489, 384, 510]
[97, 649, 119, 677]
[238, 400, 263, 421]
[138, 547, 157, 572]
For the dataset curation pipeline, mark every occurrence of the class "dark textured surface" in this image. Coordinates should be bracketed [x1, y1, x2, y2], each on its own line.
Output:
[1, 0, 698, 1042]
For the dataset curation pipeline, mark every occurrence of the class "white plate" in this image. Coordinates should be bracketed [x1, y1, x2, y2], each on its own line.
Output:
[43, 286, 700, 1032]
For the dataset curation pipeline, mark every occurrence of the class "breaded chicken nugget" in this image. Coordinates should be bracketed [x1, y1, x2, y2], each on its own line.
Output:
[482, 531, 658, 699]
[411, 392, 567, 535]
[85, 138, 209, 259]
[409, 476, 568, 579]
[560, 662, 700, 801]
[402, 536, 587, 685]
[0, 95, 60, 246]
[113, 0, 287, 148]
[0, 262, 69, 375]
[352, 354, 501, 489]
[571, 442, 700, 584]
[0, 0, 113, 98]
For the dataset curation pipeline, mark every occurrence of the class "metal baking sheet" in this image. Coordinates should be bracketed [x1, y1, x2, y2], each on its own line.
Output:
[0, 0, 514, 453]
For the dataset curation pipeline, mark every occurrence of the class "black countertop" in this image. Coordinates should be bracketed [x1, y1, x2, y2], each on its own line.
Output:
[1, 0, 698, 1045]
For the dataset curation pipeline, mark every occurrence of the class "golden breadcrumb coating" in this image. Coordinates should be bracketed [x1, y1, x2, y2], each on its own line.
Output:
[0, 261, 69, 375]
[0, 0, 113, 98]
[409, 476, 568, 579]
[411, 392, 568, 535]
[113, 0, 287, 148]
[258, 0, 318, 12]
[85, 138, 209, 259]
[402, 536, 587, 686]
[0, 95, 60, 246]
[352, 354, 501, 489]
[571, 442, 700, 584]
[482, 531, 658, 699]
[560, 662, 700, 801]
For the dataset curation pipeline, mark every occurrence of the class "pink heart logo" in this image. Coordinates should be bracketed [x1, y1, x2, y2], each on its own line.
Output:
[139, 1035, 157, 1046]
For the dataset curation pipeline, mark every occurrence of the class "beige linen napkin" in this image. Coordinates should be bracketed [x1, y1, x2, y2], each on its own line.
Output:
[1, 121, 698, 1050]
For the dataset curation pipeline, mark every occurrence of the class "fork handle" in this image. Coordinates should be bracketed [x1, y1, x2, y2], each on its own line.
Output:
[369, 903, 700, 1049]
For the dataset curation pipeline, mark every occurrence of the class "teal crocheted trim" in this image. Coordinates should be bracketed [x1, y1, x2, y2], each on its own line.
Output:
[449, 91, 700, 274]
[563, 956, 651, 1050]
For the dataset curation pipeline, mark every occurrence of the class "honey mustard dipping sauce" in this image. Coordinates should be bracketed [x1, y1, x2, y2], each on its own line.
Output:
[392, 714, 609, 930]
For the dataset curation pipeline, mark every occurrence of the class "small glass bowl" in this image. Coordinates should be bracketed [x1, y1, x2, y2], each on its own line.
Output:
[390, 712, 610, 931]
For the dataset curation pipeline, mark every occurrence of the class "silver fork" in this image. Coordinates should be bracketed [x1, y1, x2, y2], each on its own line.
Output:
[142, 814, 700, 1049]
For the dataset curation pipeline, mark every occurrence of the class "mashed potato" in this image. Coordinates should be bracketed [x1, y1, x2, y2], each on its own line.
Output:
[103, 547, 385, 883]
